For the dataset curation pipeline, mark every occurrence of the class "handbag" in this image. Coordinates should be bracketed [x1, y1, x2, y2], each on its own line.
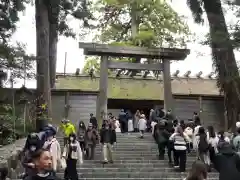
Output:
[60, 158, 67, 169]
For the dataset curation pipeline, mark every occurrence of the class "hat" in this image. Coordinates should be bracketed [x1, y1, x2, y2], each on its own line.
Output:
[236, 121, 240, 128]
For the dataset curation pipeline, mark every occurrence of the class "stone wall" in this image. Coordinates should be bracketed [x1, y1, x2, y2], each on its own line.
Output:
[0, 138, 26, 178]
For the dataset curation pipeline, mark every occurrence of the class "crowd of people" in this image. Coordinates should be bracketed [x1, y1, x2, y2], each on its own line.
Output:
[9, 116, 117, 180]
[153, 112, 240, 180]
[3, 108, 240, 180]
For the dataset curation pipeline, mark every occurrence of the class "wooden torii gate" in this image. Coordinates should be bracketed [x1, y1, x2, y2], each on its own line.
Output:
[79, 42, 190, 124]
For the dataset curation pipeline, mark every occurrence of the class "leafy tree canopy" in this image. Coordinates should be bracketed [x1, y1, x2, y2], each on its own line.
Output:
[0, 0, 34, 84]
[48, 0, 95, 38]
[94, 0, 190, 48]
[83, 0, 191, 73]
[82, 56, 100, 74]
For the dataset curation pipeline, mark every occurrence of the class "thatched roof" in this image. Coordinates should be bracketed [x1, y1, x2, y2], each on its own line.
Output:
[55, 75, 221, 100]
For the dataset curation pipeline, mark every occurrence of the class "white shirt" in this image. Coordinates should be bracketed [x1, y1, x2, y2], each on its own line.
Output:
[138, 118, 147, 130]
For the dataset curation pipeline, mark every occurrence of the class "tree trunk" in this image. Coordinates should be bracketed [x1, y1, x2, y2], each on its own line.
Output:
[49, 26, 57, 88]
[35, 0, 51, 131]
[203, 0, 240, 130]
[48, 0, 60, 88]
[130, 1, 140, 76]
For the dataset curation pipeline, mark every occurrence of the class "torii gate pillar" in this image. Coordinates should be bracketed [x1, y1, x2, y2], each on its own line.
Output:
[163, 60, 174, 113]
[96, 56, 108, 127]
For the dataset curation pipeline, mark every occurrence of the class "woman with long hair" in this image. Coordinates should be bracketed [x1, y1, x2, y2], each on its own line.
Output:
[134, 110, 141, 132]
[197, 127, 211, 171]
[185, 161, 208, 180]
[62, 133, 83, 180]
[77, 121, 86, 151]
[207, 126, 218, 164]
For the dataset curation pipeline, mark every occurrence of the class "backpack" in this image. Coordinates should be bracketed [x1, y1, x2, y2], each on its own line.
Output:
[217, 138, 228, 150]
[156, 130, 167, 144]
[198, 135, 209, 152]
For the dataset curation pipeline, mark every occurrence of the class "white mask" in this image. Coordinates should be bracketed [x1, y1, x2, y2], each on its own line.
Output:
[70, 137, 74, 141]
[30, 146, 36, 151]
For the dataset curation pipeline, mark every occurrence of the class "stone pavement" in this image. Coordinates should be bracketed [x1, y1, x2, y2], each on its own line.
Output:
[0, 138, 26, 178]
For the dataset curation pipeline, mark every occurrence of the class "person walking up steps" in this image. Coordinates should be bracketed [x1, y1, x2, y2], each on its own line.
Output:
[184, 161, 208, 180]
[138, 114, 147, 139]
[119, 109, 127, 133]
[169, 126, 190, 172]
[207, 126, 218, 165]
[134, 110, 141, 132]
[196, 127, 211, 171]
[154, 121, 170, 160]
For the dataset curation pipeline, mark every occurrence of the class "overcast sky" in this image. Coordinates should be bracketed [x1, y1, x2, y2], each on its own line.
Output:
[9, 0, 239, 88]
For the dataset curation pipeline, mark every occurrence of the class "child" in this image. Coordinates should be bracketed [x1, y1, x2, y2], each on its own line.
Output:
[138, 114, 147, 138]
[128, 118, 134, 133]
[114, 118, 121, 133]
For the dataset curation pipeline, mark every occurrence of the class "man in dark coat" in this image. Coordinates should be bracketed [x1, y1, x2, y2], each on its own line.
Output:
[154, 121, 170, 160]
[214, 144, 240, 180]
[100, 120, 116, 163]
[89, 113, 98, 129]
[118, 109, 127, 133]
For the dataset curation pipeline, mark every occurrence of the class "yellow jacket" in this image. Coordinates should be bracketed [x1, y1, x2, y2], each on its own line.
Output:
[61, 123, 76, 137]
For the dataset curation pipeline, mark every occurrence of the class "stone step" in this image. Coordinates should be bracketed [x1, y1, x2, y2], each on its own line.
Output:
[74, 159, 205, 166]
[82, 155, 197, 161]
[14, 178, 218, 180]
[58, 137, 155, 142]
[57, 167, 217, 173]
[55, 172, 218, 178]
[59, 141, 156, 144]
[72, 162, 199, 168]
[79, 157, 198, 161]
[73, 159, 200, 163]
[83, 151, 197, 156]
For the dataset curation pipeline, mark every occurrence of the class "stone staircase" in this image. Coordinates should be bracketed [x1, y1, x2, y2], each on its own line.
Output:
[56, 133, 219, 180]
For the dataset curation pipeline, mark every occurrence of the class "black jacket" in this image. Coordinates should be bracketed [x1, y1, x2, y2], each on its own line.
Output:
[153, 122, 170, 144]
[100, 127, 116, 144]
[118, 112, 127, 122]
[24, 172, 61, 180]
[90, 117, 98, 128]
[214, 148, 240, 180]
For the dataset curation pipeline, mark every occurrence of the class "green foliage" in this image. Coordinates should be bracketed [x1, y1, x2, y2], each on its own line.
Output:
[0, 0, 35, 83]
[47, 0, 95, 38]
[82, 56, 100, 74]
[0, 0, 28, 42]
[94, 0, 190, 48]
[82, 55, 131, 74]
[0, 103, 34, 145]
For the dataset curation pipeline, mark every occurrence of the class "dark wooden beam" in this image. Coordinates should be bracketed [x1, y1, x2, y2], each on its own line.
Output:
[79, 42, 190, 60]
[108, 61, 163, 71]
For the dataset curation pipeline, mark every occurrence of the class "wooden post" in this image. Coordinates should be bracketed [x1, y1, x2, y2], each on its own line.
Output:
[64, 92, 70, 118]
[199, 96, 203, 124]
[162, 60, 174, 113]
[96, 56, 108, 127]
